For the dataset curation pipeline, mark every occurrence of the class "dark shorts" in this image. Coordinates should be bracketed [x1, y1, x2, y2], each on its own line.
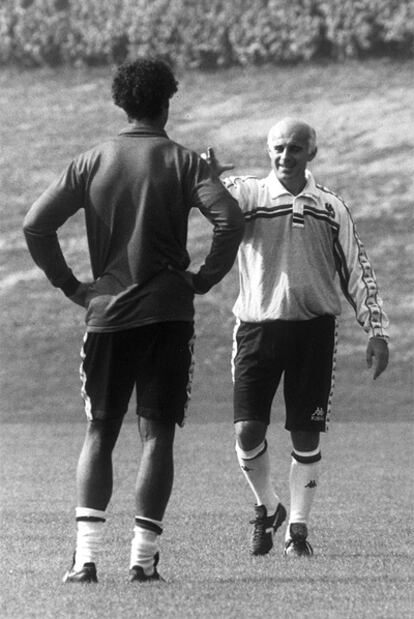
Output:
[232, 316, 337, 432]
[80, 322, 195, 426]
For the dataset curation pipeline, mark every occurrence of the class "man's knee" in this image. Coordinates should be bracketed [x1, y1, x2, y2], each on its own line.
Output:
[138, 417, 175, 445]
[235, 420, 267, 451]
[290, 430, 320, 452]
[85, 417, 123, 449]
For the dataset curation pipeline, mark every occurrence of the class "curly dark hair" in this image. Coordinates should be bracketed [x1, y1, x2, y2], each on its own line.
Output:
[111, 57, 178, 120]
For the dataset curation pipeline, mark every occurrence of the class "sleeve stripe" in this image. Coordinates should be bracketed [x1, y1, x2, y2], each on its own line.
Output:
[333, 233, 357, 313]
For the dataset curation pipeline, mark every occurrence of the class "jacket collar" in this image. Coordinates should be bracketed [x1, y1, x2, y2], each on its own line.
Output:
[119, 122, 168, 138]
[267, 169, 319, 203]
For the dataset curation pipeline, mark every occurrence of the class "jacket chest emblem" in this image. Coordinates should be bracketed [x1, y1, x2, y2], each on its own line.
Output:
[325, 203, 335, 218]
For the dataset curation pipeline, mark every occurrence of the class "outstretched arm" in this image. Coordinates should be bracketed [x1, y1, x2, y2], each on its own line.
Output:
[187, 153, 244, 294]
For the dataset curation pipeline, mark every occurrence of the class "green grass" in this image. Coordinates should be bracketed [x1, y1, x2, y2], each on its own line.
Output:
[1, 421, 412, 618]
[1, 60, 413, 617]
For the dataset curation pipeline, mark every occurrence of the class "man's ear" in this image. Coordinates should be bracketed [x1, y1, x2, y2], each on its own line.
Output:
[308, 147, 317, 162]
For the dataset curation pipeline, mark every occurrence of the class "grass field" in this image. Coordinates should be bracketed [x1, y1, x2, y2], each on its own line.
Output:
[0, 421, 412, 618]
[0, 59, 413, 617]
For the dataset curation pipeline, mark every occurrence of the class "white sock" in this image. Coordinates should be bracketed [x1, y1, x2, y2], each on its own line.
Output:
[130, 517, 163, 575]
[286, 447, 321, 541]
[74, 507, 106, 570]
[235, 440, 280, 514]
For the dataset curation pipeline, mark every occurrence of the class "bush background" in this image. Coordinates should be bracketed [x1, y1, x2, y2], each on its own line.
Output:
[1, 0, 413, 69]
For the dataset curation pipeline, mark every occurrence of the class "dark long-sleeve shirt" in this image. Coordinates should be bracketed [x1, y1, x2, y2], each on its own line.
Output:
[23, 124, 244, 332]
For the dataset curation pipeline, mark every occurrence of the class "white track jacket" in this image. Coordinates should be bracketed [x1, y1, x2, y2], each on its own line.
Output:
[222, 170, 389, 339]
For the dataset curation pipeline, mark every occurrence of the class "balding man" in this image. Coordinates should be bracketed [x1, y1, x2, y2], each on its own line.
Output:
[203, 118, 389, 558]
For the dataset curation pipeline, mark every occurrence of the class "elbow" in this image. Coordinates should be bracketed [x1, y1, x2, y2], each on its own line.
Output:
[22, 209, 36, 236]
[22, 205, 49, 238]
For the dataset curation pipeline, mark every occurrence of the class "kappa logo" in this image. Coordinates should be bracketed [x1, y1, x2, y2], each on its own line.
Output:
[311, 407, 325, 422]
[325, 203, 335, 218]
[305, 480, 317, 488]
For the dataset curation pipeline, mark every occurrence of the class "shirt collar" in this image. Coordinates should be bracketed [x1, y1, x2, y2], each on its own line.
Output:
[267, 169, 319, 203]
[119, 122, 168, 138]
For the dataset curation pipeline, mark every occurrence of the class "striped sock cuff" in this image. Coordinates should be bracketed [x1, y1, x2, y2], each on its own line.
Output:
[76, 507, 106, 522]
[235, 439, 268, 461]
[291, 446, 322, 464]
[135, 516, 163, 536]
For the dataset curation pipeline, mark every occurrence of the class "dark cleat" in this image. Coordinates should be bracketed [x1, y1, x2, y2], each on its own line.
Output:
[250, 503, 287, 555]
[284, 523, 313, 558]
[63, 554, 98, 583]
[129, 552, 164, 583]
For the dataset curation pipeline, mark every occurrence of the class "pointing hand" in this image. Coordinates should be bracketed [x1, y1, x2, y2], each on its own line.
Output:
[201, 147, 234, 176]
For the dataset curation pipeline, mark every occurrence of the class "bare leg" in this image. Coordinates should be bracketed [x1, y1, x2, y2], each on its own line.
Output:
[290, 430, 320, 452]
[135, 417, 176, 520]
[76, 417, 123, 510]
[67, 418, 124, 574]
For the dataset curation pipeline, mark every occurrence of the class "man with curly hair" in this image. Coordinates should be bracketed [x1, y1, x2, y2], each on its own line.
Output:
[23, 57, 244, 583]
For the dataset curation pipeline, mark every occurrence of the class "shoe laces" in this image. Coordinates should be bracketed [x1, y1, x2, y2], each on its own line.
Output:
[250, 514, 266, 525]
[249, 512, 271, 544]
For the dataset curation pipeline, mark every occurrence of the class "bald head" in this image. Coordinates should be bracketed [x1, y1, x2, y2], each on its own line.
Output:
[267, 118, 317, 155]
[266, 117, 317, 194]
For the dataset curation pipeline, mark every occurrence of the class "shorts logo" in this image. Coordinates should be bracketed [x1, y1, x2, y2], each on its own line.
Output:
[311, 407, 325, 422]
[305, 480, 317, 488]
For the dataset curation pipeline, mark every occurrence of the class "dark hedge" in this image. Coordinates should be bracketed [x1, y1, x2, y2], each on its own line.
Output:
[1, 0, 413, 68]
